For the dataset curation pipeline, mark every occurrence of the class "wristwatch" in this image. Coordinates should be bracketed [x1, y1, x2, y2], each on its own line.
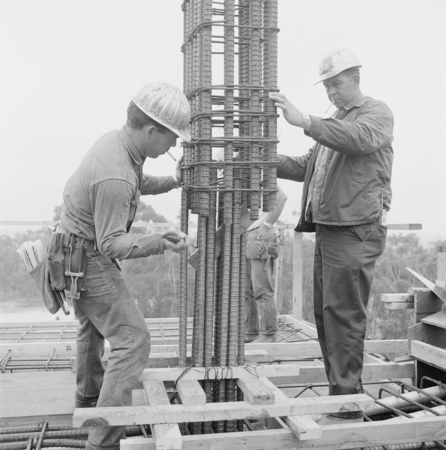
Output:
[301, 113, 311, 129]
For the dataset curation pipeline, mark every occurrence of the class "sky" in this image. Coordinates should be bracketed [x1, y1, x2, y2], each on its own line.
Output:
[1, 0, 445, 242]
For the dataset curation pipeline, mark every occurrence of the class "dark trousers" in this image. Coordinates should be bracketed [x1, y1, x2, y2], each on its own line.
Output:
[73, 250, 150, 450]
[314, 220, 386, 412]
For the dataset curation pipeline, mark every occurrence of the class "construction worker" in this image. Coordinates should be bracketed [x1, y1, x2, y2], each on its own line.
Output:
[56, 82, 191, 450]
[270, 49, 393, 424]
[244, 184, 287, 344]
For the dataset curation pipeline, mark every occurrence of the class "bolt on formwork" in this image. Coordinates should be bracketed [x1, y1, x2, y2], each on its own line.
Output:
[178, 0, 279, 434]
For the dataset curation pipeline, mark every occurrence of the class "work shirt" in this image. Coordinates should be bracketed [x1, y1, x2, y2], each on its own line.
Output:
[59, 127, 178, 259]
[305, 146, 329, 222]
[277, 95, 394, 231]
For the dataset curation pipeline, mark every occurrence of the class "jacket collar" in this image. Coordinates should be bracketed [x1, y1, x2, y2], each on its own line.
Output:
[342, 95, 372, 111]
[119, 126, 144, 166]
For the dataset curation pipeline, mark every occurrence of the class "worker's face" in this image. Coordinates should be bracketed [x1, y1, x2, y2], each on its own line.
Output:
[323, 72, 358, 109]
[145, 127, 178, 159]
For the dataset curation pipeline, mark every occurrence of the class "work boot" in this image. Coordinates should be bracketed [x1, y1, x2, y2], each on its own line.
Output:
[74, 392, 99, 408]
[251, 332, 278, 344]
[244, 334, 259, 344]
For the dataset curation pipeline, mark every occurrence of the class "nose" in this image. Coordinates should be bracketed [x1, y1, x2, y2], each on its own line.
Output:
[171, 138, 178, 148]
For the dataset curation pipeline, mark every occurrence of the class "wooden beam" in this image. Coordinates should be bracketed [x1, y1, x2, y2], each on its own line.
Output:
[143, 381, 182, 450]
[384, 302, 414, 310]
[247, 340, 408, 358]
[138, 364, 300, 383]
[381, 293, 414, 303]
[176, 380, 206, 406]
[421, 310, 446, 329]
[287, 362, 414, 386]
[73, 393, 374, 428]
[409, 322, 446, 351]
[410, 340, 446, 371]
[120, 415, 446, 450]
[260, 377, 322, 441]
[292, 232, 303, 321]
[387, 223, 422, 230]
[237, 373, 275, 405]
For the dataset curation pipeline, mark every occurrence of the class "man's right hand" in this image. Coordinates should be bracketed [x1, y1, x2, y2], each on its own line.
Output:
[161, 227, 191, 253]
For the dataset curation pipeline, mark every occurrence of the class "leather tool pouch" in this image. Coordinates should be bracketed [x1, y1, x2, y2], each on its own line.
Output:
[48, 232, 66, 290]
[64, 236, 88, 301]
[29, 259, 62, 314]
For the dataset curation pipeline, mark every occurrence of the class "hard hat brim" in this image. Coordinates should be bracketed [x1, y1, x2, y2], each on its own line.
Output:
[314, 64, 362, 85]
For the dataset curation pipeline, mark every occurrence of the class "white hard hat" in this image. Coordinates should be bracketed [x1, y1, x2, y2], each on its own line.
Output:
[316, 49, 362, 84]
[133, 82, 191, 141]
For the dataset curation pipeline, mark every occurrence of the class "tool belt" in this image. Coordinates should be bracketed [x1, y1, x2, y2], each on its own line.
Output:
[48, 225, 94, 302]
[246, 228, 283, 263]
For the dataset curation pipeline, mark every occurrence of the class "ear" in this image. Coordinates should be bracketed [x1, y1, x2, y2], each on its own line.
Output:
[353, 74, 360, 88]
[145, 125, 157, 140]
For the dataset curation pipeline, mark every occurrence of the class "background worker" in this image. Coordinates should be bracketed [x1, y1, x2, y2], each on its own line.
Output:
[56, 82, 192, 450]
[270, 49, 393, 424]
[244, 185, 287, 344]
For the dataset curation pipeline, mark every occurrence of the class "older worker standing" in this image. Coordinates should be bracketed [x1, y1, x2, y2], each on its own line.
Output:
[56, 82, 192, 450]
[270, 49, 393, 425]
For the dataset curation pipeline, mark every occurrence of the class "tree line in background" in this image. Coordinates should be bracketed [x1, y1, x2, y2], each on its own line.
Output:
[1, 201, 444, 340]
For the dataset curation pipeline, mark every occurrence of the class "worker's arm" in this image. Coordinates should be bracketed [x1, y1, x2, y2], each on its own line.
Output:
[306, 100, 394, 155]
[270, 92, 394, 156]
[262, 184, 287, 226]
[92, 179, 189, 259]
[277, 150, 313, 182]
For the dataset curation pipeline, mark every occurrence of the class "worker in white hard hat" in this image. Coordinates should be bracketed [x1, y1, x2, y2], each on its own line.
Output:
[270, 49, 394, 425]
[55, 82, 192, 450]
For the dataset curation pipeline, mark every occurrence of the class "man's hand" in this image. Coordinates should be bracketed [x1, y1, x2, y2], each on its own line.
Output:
[269, 92, 304, 127]
[161, 227, 191, 253]
[175, 156, 184, 184]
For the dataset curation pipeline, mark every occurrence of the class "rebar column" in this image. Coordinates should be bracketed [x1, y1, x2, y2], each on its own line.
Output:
[181, 0, 279, 434]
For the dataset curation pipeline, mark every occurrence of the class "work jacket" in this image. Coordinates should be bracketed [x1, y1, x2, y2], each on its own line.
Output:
[59, 127, 177, 259]
[277, 95, 394, 232]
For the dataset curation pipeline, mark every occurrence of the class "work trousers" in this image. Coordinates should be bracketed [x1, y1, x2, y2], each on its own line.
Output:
[245, 257, 278, 338]
[73, 249, 150, 450]
[314, 220, 386, 417]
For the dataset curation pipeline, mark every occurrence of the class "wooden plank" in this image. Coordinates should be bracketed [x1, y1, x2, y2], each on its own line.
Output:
[414, 289, 443, 323]
[410, 340, 446, 371]
[408, 322, 446, 351]
[73, 393, 374, 427]
[236, 373, 275, 405]
[138, 364, 300, 383]
[421, 310, 446, 329]
[119, 415, 446, 450]
[275, 229, 285, 313]
[176, 380, 206, 406]
[260, 377, 322, 441]
[381, 293, 414, 303]
[292, 232, 303, 321]
[143, 381, 182, 450]
[289, 362, 414, 385]
[384, 302, 414, 310]
[387, 223, 422, 230]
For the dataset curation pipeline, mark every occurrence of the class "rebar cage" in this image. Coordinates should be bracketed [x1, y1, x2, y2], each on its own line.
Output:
[178, 0, 279, 433]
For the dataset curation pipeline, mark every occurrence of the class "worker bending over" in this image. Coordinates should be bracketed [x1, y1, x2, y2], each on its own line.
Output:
[56, 82, 191, 450]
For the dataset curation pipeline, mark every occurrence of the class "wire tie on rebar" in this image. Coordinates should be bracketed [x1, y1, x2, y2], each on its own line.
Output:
[243, 365, 260, 379]
[174, 366, 192, 389]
